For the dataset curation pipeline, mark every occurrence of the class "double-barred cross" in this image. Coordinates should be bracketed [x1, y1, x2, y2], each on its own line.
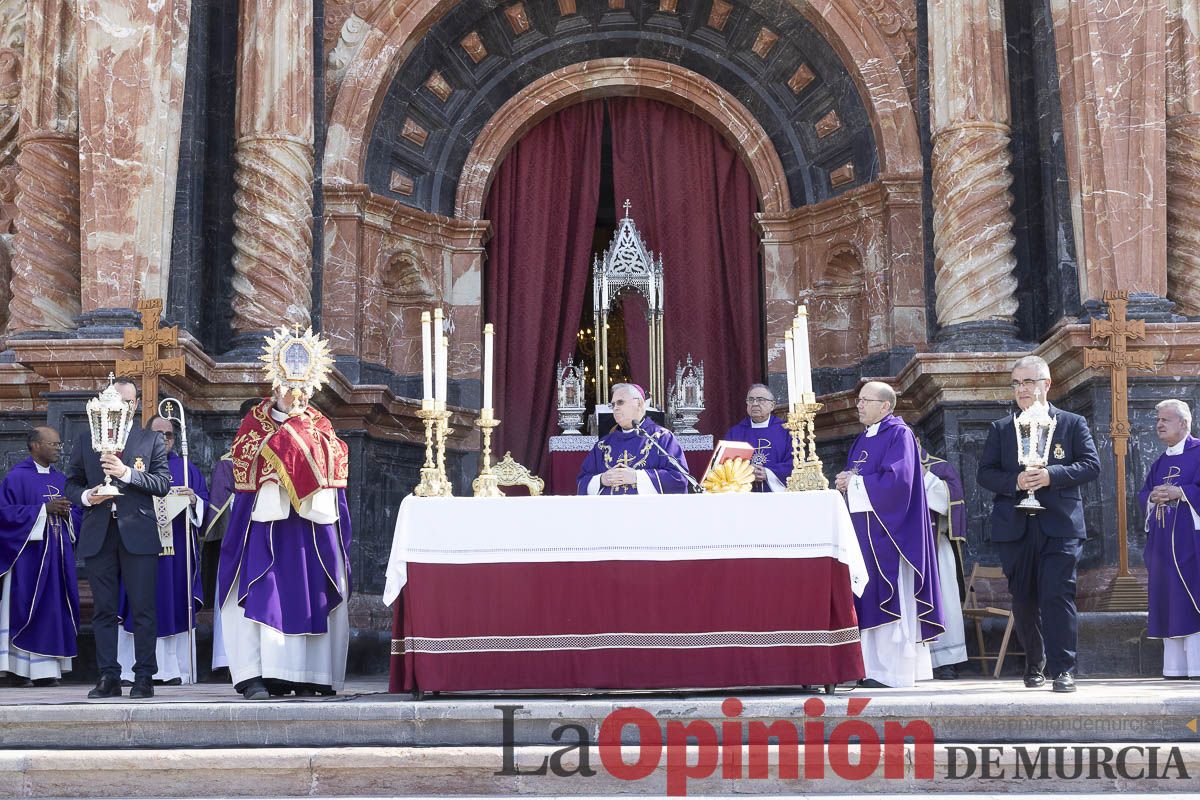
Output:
[1083, 290, 1156, 594]
[115, 299, 185, 424]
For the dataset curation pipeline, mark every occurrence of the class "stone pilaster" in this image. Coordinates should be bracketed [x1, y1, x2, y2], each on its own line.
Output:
[75, 0, 191, 332]
[230, 0, 314, 338]
[8, 0, 78, 335]
[927, 0, 1020, 343]
[1167, 0, 1200, 317]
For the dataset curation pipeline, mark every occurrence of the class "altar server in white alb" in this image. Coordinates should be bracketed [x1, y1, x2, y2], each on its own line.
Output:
[218, 327, 352, 700]
[919, 443, 968, 679]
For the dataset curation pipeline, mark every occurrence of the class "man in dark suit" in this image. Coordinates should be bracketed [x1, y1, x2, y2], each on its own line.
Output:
[65, 377, 172, 699]
[978, 355, 1100, 693]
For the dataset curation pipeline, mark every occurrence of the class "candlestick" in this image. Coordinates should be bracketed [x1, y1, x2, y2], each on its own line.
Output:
[483, 322, 494, 416]
[421, 311, 432, 408]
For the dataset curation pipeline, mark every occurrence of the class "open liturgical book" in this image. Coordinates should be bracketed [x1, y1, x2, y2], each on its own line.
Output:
[701, 440, 756, 480]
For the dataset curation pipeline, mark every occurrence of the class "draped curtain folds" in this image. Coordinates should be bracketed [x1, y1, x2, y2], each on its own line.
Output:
[609, 97, 761, 441]
[484, 97, 761, 477]
[484, 102, 605, 478]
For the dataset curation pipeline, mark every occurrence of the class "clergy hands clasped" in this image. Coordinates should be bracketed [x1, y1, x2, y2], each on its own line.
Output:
[752, 464, 767, 481]
[601, 466, 638, 488]
[834, 471, 853, 493]
[45, 497, 71, 517]
[1149, 483, 1184, 505]
[1016, 467, 1051, 491]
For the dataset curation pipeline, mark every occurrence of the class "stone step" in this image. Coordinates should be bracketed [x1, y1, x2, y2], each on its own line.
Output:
[1, 743, 1197, 796]
[2, 678, 1198, 750]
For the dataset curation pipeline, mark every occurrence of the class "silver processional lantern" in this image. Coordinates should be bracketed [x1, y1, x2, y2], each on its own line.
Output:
[592, 200, 665, 408]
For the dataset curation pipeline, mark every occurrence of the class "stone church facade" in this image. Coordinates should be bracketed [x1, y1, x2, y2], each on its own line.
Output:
[0, 0, 1194, 612]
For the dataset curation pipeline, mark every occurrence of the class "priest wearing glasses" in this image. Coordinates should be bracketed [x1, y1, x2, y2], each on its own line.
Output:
[576, 383, 689, 495]
[723, 384, 790, 492]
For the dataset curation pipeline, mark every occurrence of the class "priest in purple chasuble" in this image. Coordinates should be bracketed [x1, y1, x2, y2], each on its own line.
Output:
[835, 381, 943, 688]
[117, 415, 207, 683]
[0, 427, 80, 685]
[1138, 399, 1200, 678]
[219, 327, 352, 700]
[723, 384, 791, 492]
[918, 442, 968, 679]
[577, 383, 690, 495]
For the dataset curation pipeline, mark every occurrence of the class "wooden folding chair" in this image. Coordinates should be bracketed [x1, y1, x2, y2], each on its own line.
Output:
[961, 564, 1021, 678]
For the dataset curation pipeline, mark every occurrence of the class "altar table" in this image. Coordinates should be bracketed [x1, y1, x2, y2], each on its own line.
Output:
[384, 490, 867, 694]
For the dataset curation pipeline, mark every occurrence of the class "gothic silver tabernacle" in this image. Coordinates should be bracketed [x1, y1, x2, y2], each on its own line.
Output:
[87, 374, 134, 497]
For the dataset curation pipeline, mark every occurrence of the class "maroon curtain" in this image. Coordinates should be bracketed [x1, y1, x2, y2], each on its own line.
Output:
[608, 97, 761, 438]
[484, 102, 605, 478]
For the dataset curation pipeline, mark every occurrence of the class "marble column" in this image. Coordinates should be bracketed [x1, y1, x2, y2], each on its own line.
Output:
[1051, 0, 1168, 315]
[230, 0, 314, 339]
[8, 0, 78, 335]
[1167, 0, 1200, 317]
[927, 0, 1020, 344]
[75, 0, 191, 331]
[0, 3, 26, 333]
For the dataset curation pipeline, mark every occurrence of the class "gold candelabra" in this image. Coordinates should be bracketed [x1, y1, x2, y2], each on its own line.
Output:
[414, 402, 453, 497]
[472, 412, 503, 497]
[784, 394, 828, 492]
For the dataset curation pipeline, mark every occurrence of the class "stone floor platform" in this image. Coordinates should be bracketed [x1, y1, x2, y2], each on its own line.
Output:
[3, 678, 1199, 795]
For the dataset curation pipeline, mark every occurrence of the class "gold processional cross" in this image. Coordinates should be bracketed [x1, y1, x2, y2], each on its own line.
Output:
[116, 298, 186, 425]
[1082, 290, 1156, 612]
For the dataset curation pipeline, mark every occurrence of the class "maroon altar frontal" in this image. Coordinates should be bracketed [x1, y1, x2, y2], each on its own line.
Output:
[384, 492, 867, 694]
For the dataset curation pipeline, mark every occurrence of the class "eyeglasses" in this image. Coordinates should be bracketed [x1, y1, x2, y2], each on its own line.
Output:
[745, 397, 775, 404]
[1010, 379, 1047, 390]
[856, 398, 887, 406]
[39, 442, 64, 448]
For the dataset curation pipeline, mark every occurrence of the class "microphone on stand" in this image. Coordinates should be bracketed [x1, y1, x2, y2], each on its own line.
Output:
[632, 417, 705, 494]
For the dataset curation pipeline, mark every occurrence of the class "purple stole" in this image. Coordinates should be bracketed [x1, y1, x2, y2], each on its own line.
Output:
[844, 416, 944, 641]
[576, 418, 689, 495]
[724, 416, 792, 492]
[121, 451, 207, 637]
[0, 458, 79, 658]
[203, 455, 235, 541]
[1138, 436, 1200, 638]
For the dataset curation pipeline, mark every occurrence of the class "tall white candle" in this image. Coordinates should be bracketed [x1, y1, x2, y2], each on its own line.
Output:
[482, 323, 494, 416]
[434, 308, 446, 408]
[784, 330, 798, 412]
[421, 311, 432, 406]
[436, 335, 448, 409]
[795, 305, 812, 397]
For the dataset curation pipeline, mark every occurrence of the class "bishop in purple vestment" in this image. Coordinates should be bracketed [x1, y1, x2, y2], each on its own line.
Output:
[0, 427, 80, 685]
[577, 383, 689, 495]
[1139, 400, 1200, 678]
[835, 382, 943, 688]
[723, 384, 791, 492]
[118, 415, 207, 683]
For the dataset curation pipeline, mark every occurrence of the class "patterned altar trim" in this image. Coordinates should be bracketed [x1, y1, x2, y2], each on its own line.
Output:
[406, 541, 839, 557]
[549, 434, 714, 452]
[549, 435, 598, 452]
[399, 628, 860, 654]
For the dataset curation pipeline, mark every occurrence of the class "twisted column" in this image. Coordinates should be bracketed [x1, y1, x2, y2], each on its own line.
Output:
[9, 131, 78, 331]
[1168, 115, 1200, 316]
[1167, 1, 1200, 316]
[927, 0, 1019, 335]
[930, 123, 1019, 326]
[229, 0, 314, 335]
[231, 136, 313, 330]
[8, 0, 78, 335]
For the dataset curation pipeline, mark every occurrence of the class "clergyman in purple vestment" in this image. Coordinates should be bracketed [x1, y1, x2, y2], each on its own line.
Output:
[0, 428, 79, 685]
[577, 383, 689, 495]
[117, 416, 207, 683]
[1139, 399, 1200, 678]
[835, 382, 943, 688]
[723, 384, 791, 493]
